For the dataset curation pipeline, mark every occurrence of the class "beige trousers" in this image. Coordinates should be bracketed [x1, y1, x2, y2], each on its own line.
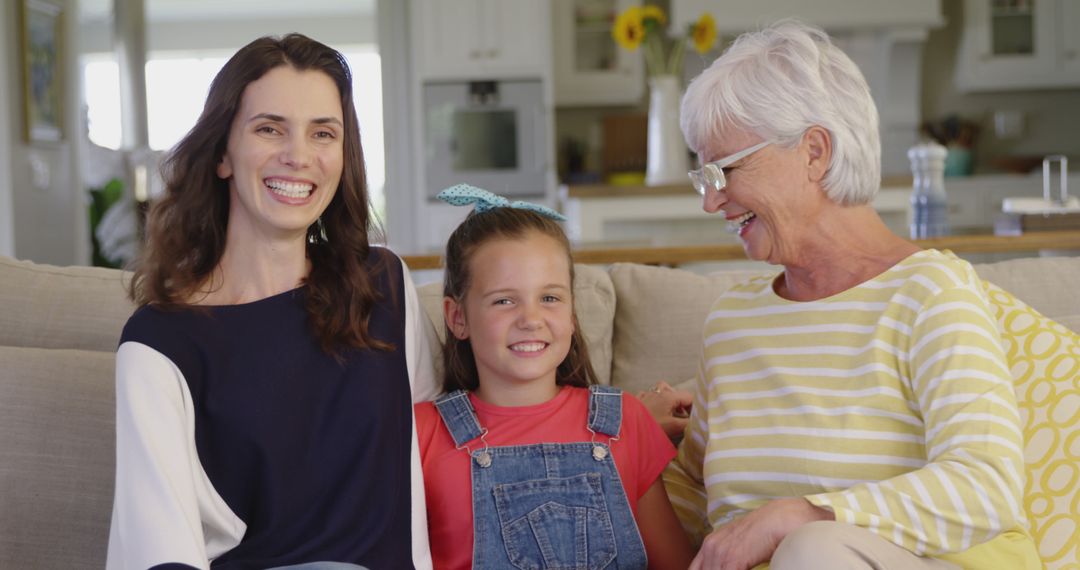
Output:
[769, 521, 960, 570]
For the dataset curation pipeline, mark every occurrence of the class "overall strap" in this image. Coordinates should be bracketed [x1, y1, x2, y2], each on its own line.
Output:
[587, 385, 623, 438]
[433, 390, 485, 447]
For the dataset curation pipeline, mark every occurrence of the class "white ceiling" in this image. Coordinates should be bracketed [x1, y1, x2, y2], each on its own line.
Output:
[79, 0, 375, 22]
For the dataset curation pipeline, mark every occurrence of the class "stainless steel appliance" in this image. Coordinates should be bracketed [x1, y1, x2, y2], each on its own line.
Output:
[423, 79, 547, 199]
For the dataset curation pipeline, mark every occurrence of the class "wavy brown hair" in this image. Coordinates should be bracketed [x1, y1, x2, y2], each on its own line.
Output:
[129, 33, 390, 353]
[442, 208, 598, 393]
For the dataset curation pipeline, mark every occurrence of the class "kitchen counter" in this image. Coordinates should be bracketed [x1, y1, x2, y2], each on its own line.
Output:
[558, 173, 1080, 244]
[561, 176, 915, 199]
[559, 180, 911, 243]
[401, 230, 1080, 270]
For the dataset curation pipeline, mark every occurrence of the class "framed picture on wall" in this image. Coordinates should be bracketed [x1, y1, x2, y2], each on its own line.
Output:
[20, 0, 64, 143]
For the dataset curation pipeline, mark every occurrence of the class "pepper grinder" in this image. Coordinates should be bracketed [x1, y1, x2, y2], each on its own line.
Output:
[908, 141, 950, 239]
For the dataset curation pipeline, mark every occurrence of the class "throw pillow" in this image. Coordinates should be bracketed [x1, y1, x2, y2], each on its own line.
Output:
[984, 281, 1080, 569]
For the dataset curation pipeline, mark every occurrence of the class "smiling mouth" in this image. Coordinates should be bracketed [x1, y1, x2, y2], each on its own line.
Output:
[510, 342, 548, 353]
[726, 211, 756, 234]
[265, 179, 314, 199]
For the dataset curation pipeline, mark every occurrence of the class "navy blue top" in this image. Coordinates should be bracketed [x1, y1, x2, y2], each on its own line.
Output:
[119, 250, 416, 569]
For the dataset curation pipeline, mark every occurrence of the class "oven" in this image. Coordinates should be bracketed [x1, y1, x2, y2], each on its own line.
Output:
[423, 79, 547, 199]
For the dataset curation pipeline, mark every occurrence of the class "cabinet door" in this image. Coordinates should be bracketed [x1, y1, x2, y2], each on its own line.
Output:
[414, 0, 549, 80]
[945, 184, 988, 230]
[1059, 0, 1080, 78]
[552, 0, 644, 105]
[957, 0, 1080, 91]
[415, 0, 486, 79]
[482, 0, 549, 75]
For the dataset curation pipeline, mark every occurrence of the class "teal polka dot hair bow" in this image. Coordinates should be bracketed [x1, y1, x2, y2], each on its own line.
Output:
[436, 184, 567, 222]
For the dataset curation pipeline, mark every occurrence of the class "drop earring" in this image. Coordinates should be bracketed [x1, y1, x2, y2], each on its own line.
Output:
[308, 217, 327, 244]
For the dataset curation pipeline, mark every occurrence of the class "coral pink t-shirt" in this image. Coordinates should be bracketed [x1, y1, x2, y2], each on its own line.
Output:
[414, 386, 676, 570]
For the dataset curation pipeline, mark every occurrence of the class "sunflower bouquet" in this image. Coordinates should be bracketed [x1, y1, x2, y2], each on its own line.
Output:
[612, 5, 717, 78]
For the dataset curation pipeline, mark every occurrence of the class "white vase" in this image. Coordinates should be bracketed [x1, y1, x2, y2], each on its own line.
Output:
[645, 75, 690, 186]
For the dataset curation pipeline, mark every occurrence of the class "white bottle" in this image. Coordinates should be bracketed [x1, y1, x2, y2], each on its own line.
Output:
[908, 142, 950, 239]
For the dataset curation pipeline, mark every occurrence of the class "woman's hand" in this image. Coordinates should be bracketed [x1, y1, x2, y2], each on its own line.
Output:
[636, 381, 693, 440]
[689, 498, 834, 570]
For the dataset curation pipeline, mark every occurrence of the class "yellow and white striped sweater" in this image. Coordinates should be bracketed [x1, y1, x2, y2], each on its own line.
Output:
[664, 250, 1039, 567]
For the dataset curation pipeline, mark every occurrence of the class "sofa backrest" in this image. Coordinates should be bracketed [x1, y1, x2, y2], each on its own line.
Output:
[0, 256, 135, 352]
[606, 263, 769, 394]
[971, 256, 1080, 333]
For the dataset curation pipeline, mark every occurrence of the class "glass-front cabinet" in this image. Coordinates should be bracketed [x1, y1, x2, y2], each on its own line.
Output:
[552, 0, 644, 105]
[989, 0, 1035, 56]
[956, 0, 1080, 90]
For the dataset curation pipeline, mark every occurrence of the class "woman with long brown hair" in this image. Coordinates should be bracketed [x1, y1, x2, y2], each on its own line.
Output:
[107, 34, 437, 569]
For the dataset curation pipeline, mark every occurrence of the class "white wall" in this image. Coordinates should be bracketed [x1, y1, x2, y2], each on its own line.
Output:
[0, 4, 15, 258]
[79, 15, 376, 54]
[2, 0, 86, 265]
[377, 0, 419, 253]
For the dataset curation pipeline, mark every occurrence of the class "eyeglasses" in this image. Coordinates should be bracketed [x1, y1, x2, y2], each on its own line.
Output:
[688, 141, 771, 196]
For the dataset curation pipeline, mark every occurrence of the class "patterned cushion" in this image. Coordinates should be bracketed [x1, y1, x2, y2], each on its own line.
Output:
[984, 281, 1080, 569]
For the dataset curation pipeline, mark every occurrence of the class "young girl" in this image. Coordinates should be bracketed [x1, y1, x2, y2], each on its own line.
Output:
[414, 185, 693, 569]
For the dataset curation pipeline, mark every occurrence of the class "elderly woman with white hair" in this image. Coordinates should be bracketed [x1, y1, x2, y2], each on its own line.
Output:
[657, 20, 1041, 570]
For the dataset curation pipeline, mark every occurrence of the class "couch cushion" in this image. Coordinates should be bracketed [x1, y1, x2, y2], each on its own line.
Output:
[0, 256, 134, 352]
[984, 283, 1080, 568]
[608, 263, 771, 394]
[416, 263, 616, 386]
[974, 256, 1080, 334]
[0, 346, 115, 569]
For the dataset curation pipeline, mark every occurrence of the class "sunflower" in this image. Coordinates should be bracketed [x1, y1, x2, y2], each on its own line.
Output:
[612, 6, 644, 51]
[640, 5, 666, 27]
[612, 6, 717, 76]
[690, 13, 718, 54]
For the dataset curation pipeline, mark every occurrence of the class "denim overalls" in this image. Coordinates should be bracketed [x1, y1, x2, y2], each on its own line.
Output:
[433, 386, 648, 569]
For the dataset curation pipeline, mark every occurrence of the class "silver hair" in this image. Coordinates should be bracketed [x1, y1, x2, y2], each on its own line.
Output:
[680, 19, 881, 205]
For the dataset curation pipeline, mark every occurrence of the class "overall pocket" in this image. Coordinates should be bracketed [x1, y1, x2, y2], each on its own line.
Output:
[492, 472, 617, 570]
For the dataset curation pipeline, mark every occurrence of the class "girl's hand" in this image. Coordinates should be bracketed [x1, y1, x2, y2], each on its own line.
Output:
[636, 381, 693, 440]
[689, 498, 834, 570]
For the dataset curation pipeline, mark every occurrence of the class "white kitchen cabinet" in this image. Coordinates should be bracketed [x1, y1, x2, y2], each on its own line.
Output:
[1061, 0, 1080, 79]
[670, 0, 942, 32]
[956, 0, 1080, 91]
[413, 0, 550, 80]
[551, 0, 644, 106]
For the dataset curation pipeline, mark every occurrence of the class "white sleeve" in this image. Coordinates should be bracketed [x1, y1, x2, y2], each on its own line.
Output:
[400, 263, 436, 570]
[402, 262, 440, 403]
[107, 342, 244, 570]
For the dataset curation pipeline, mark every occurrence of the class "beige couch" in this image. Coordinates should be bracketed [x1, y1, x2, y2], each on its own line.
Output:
[2, 253, 1079, 568]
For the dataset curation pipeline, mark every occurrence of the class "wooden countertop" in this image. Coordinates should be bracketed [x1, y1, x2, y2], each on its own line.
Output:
[401, 230, 1080, 270]
[561, 176, 916, 199]
[562, 183, 694, 199]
